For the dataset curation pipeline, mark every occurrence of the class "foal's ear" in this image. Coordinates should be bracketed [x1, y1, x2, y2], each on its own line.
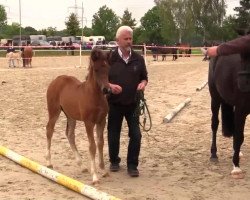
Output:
[91, 48, 102, 61]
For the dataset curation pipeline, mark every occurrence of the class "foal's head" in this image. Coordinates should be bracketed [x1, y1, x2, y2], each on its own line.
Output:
[89, 48, 111, 94]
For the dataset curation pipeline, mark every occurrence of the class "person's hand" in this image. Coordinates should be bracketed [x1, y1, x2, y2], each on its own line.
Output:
[137, 81, 147, 91]
[109, 83, 122, 94]
[207, 46, 218, 57]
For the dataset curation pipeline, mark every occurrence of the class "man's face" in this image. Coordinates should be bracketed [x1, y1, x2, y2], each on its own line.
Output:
[117, 31, 132, 51]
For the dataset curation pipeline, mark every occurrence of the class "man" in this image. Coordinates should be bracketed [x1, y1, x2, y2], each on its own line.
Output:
[207, 34, 250, 57]
[108, 26, 148, 177]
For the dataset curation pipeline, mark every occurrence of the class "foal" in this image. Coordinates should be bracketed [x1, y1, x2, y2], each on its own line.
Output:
[45, 48, 111, 184]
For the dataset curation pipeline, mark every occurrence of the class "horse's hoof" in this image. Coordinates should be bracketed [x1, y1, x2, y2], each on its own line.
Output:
[231, 167, 244, 179]
[210, 157, 218, 162]
[47, 164, 53, 169]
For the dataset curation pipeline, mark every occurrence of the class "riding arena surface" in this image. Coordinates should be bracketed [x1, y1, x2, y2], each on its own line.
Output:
[0, 55, 249, 200]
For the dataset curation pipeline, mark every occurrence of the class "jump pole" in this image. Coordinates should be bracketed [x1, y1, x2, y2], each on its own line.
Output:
[196, 81, 208, 91]
[0, 145, 121, 200]
[163, 98, 191, 123]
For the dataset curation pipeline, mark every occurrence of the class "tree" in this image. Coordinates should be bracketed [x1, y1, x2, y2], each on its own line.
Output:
[23, 26, 38, 35]
[46, 27, 57, 36]
[0, 4, 7, 38]
[140, 6, 164, 44]
[220, 15, 238, 41]
[189, 0, 226, 41]
[65, 13, 80, 36]
[82, 26, 93, 36]
[120, 9, 137, 29]
[0, 4, 7, 27]
[234, 0, 250, 31]
[92, 6, 120, 41]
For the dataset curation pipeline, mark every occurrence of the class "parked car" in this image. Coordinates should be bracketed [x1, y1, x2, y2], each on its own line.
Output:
[106, 41, 117, 50]
[31, 40, 53, 48]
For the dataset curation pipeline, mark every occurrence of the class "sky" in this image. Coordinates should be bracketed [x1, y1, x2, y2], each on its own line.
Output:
[0, 0, 240, 31]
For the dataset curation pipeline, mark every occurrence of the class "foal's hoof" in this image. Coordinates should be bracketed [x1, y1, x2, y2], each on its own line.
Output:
[81, 167, 88, 173]
[102, 171, 109, 177]
[231, 167, 245, 179]
[92, 179, 100, 185]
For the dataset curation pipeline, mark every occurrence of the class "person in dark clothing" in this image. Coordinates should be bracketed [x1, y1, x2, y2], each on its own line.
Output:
[68, 38, 75, 55]
[6, 43, 16, 67]
[207, 34, 250, 57]
[108, 25, 148, 177]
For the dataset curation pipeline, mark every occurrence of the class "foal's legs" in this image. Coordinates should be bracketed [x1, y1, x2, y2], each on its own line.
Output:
[45, 107, 61, 168]
[210, 97, 220, 161]
[96, 119, 108, 177]
[85, 122, 99, 184]
[66, 117, 87, 172]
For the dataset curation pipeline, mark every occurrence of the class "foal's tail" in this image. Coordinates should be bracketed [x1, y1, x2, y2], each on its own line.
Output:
[221, 102, 234, 137]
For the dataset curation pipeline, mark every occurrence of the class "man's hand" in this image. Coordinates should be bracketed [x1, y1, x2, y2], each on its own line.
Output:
[137, 80, 147, 91]
[109, 83, 122, 94]
[207, 46, 218, 57]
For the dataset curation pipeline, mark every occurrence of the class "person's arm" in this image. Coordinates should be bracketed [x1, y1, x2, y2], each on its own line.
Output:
[137, 58, 148, 90]
[207, 35, 250, 57]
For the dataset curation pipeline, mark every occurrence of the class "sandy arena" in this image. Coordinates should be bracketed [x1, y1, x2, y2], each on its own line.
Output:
[0, 54, 249, 200]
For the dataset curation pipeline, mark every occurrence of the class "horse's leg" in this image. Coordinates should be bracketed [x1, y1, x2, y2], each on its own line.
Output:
[96, 119, 109, 177]
[231, 108, 246, 179]
[45, 106, 61, 168]
[210, 97, 220, 161]
[10, 58, 15, 67]
[66, 117, 87, 172]
[85, 121, 99, 184]
[8, 58, 11, 67]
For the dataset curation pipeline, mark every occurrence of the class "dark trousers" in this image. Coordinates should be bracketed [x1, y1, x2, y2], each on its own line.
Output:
[108, 103, 141, 169]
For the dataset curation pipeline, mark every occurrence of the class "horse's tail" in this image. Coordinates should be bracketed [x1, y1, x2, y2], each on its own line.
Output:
[221, 102, 234, 137]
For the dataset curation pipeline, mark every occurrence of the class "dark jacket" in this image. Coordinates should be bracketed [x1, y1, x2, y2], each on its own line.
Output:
[217, 34, 250, 57]
[6, 47, 15, 53]
[108, 48, 148, 105]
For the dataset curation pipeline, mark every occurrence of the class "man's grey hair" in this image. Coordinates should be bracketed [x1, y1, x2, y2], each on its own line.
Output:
[116, 26, 133, 39]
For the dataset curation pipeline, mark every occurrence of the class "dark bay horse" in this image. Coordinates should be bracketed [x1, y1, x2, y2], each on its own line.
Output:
[177, 43, 191, 57]
[149, 45, 178, 61]
[45, 48, 111, 184]
[209, 53, 250, 179]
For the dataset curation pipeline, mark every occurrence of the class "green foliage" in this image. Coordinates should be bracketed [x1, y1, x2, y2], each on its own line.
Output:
[0, 4, 7, 28]
[92, 6, 120, 41]
[120, 9, 137, 29]
[234, 0, 250, 30]
[82, 26, 93, 36]
[1, 22, 22, 38]
[23, 26, 38, 35]
[140, 6, 164, 44]
[46, 27, 57, 36]
[65, 13, 80, 36]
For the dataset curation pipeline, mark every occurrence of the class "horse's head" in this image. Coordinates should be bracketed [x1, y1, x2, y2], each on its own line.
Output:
[90, 48, 111, 94]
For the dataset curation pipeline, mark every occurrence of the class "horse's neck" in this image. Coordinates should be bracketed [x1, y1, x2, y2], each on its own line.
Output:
[84, 70, 100, 93]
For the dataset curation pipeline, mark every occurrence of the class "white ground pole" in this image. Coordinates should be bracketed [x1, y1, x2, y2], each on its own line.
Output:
[196, 81, 208, 91]
[76, 44, 82, 68]
[163, 98, 191, 123]
[0, 145, 121, 200]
